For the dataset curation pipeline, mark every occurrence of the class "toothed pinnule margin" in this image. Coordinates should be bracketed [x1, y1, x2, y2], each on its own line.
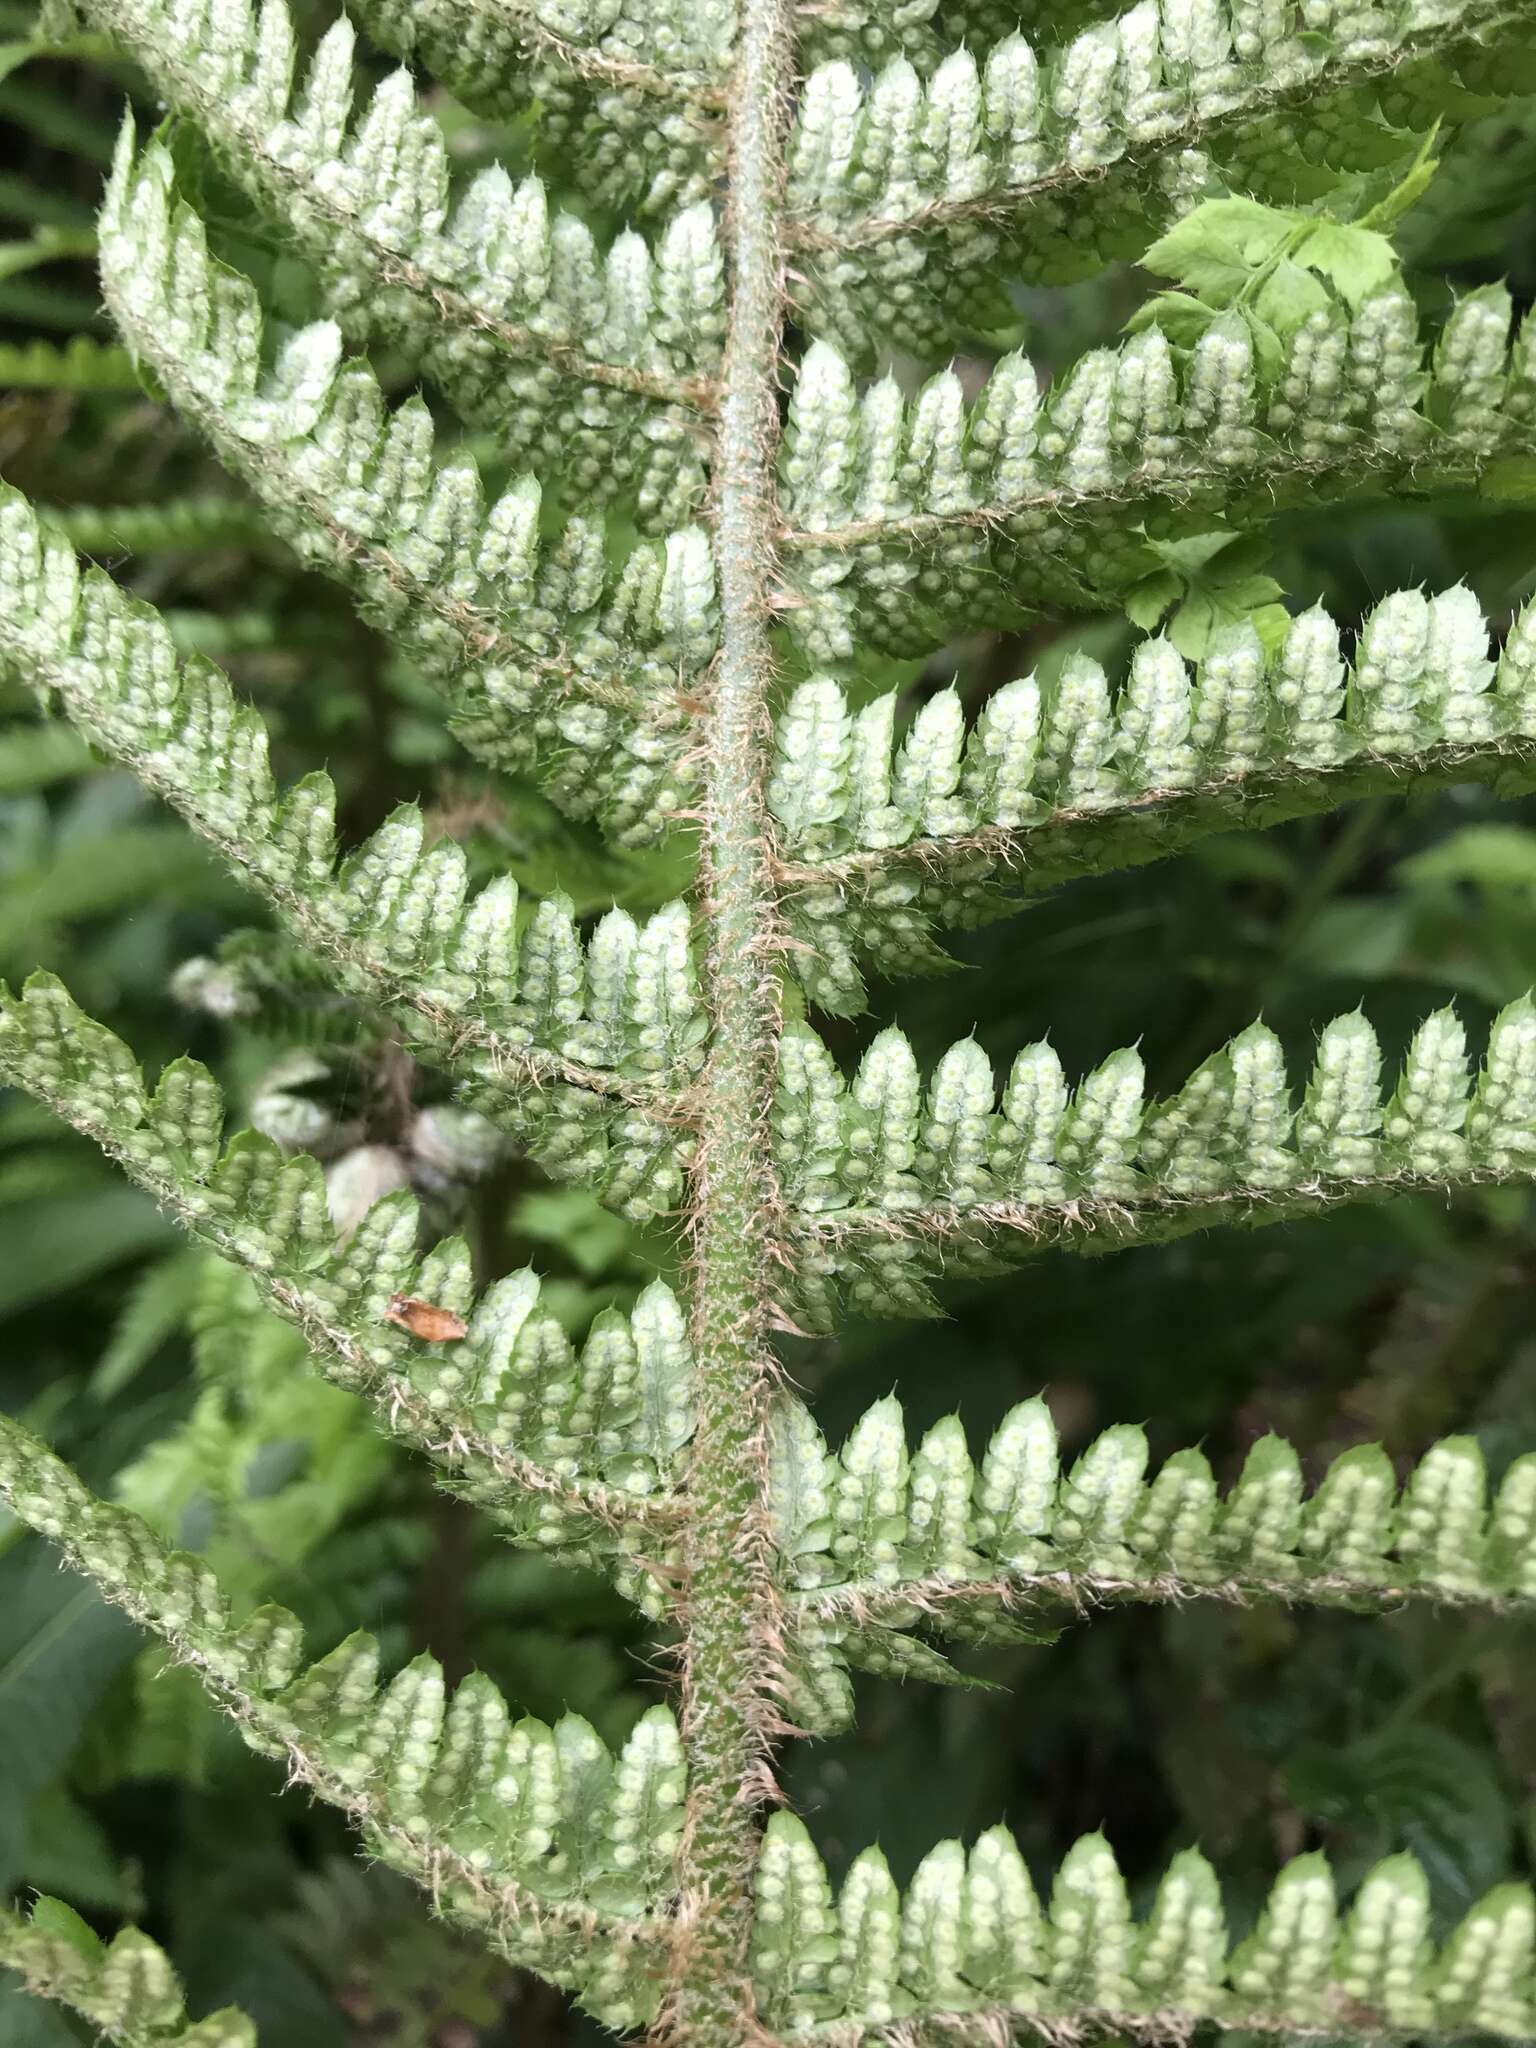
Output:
[777, 307, 1536, 668]
[766, 1388, 1536, 1728]
[773, 1002, 1536, 1326]
[78, 0, 726, 506]
[770, 595, 1536, 1012]
[8, 0, 1536, 2036]
[786, 0, 1536, 360]
[0, 1419, 679, 2030]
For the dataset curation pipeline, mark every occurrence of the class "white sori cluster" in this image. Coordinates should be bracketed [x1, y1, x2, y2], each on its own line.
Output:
[778, 298, 1536, 658]
[768, 1395, 1535, 1728]
[351, 0, 735, 216]
[0, 1416, 684, 2027]
[103, 117, 729, 532]
[752, 1815, 1536, 2036]
[100, 131, 713, 836]
[769, 1388, 1536, 1639]
[0, 482, 709, 1153]
[785, 0, 1530, 353]
[4, 0, 1536, 2033]
[800, 0, 1104, 69]
[773, 589, 1536, 861]
[0, 974, 698, 1572]
[769, 593, 1536, 1011]
[0, 1902, 254, 2048]
[774, 1000, 1536, 1321]
[409, 1263, 698, 1505]
[797, 0, 1514, 82]
[79, 0, 725, 500]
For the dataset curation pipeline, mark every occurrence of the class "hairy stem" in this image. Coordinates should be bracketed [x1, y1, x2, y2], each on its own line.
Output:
[665, 0, 796, 2037]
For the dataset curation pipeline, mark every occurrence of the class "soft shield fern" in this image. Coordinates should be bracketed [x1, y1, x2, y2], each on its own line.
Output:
[1, 1899, 255, 2046]
[5, 0, 1536, 2040]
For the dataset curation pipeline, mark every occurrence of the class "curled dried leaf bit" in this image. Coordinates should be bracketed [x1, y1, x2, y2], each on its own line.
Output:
[385, 1294, 470, 1342]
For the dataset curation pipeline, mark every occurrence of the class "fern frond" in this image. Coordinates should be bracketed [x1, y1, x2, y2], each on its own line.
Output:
[767, 1391, 1536, 1727]
[0, 1901, 255, 2047]
[770, 591, 1536, 1012]
[0, 333, 142, 390]
[349, 0, 731, 215]
[774, 1001, 1536, 1324]
[0, 483, 706, 1149]
[76, 0, 724, 492]
[0, 1416, 678, 2029]
[787, 0, 1536, 358]
[778, 298, 1536, 659]
[0, 973, 696, 1577]
[799, 0, 1096, 72]
[23, 0, 1536, 2027]
[42, 494, 273, 555]
[751, 1815, 1536, 2039]
[98, 132, 711, 839]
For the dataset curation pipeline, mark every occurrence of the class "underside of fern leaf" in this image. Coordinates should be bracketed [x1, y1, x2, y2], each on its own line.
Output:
[5, 0, 1536, 2040]
[0, 1899, 255, 2046]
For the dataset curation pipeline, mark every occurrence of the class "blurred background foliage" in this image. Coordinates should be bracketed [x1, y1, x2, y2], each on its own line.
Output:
[2, 7, 1536, 2042]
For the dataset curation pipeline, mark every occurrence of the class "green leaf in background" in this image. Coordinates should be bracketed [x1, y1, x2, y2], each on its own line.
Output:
[1141, 196, 1298, 301]
[0, 1187, 174, 1318]
[513, 1189, 648, 1283]
[0, 727, 95, 797]
[0, 1975, 83, 2046]
[20, 1788, 132, 1911]
[0, 336, 140, 390]
[0, 34, 113, 86]
[0, 1545, 137, 1892]
[1247, 254, 1333, 336]
[112, 1259, 392, 1599]
[1286, 1722, 1511, 1915]
[0, 226, 94, 283]
[89, 1248, 206, 1399]
[1137, 191, 1406, 389]
[0, 820, 243, 968]
[1398, 824, 1536, 896]
[1284, 219, 1399, 308]
[1354, 125, 1444, 229]
[1122, 531, 1289, 659]
[26, 1897, 104, 1962]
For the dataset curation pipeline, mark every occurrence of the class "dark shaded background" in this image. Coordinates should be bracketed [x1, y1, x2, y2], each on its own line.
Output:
[3, 10, 1536, 2041]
